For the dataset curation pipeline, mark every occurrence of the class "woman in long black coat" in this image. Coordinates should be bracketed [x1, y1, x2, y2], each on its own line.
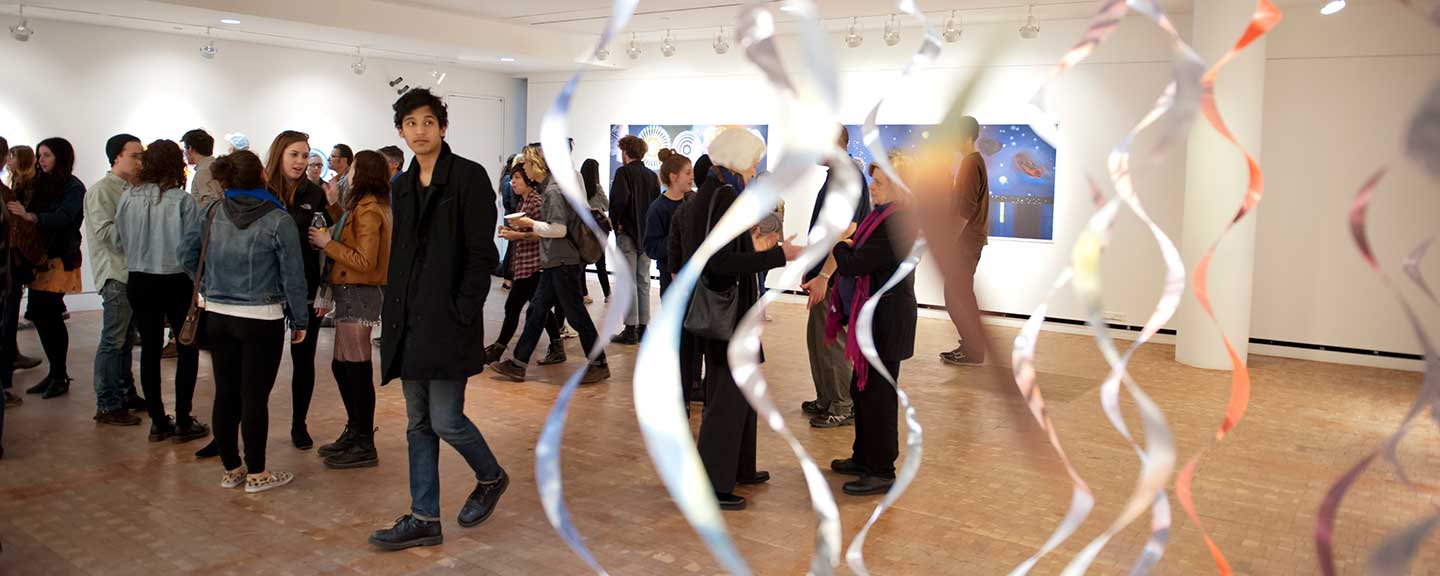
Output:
[676, 131, 797, 510]
[826, 157, 918, 496]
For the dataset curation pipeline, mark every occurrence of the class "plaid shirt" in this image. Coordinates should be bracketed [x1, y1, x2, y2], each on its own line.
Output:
[510, 191, 544, 280]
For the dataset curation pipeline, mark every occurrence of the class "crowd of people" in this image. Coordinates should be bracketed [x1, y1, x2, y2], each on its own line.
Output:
[0, 86, 993, 548]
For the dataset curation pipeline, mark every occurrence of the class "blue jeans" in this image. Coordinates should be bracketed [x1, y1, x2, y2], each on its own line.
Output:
[617, 235, 651, 326]
[403, 379, 503, 520]
[93, 280, 137, 412]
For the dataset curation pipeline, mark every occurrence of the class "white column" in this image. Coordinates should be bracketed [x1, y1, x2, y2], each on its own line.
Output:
[1176, 0, 1266, 370]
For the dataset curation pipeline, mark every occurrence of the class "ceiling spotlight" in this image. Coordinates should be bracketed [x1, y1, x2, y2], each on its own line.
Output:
[883, 14, 901, 46]
[219, 18, 240, 25]
[1019, 5, 1040, 40]
[350, 51, 367, 76]
[431, 66, 446, 86]
[713, 26, 730, 54]
[845, 17, 863, 48]
[200, 28, 216, 60]
[499, 56, 516, 63]
[595, 46, 609, 61]
[389, 76, 405, 87]
[626, 33, 642, 59]
[396, 85, 410, 95]
[10, 5, 33, 42]
[943, 10, 962, 43]
[661, 29, 676, 57]
[1320, 0, 1346, 15]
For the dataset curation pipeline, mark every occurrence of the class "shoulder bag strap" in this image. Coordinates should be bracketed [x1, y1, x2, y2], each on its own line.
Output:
[191, 202, 221, 309]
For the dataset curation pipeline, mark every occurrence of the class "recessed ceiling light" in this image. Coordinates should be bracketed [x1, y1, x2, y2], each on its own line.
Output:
[499, 57, 516, 62]
[1320, 0, 1346, 15]
[219, 18, 240, 25]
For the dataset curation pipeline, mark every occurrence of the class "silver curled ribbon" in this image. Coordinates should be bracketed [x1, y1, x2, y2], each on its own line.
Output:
[724, 2, 852, 575]
[534, 0, 639, 573]
[840, 2, 940, 575]
[1063, 1, 1202, 574]
[632, 1, 843, 573]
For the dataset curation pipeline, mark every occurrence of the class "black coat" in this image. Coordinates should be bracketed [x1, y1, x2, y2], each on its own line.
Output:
[609, 160, 661, 243]
[281, 178, 331, 300]
[380, 142, 500, 384]
[29, 173, 85, 270]
[678, 174, 784, 334]
[832, 207, 917, 363]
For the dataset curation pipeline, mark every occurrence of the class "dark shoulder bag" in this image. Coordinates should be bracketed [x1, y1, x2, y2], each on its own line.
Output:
[179, 203, 220, 347]
[683, 186, 741, 340]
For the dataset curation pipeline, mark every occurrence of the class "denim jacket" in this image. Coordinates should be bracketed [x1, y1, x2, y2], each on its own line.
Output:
[182, 193, 309, 331]
[114, 183, 198, 276]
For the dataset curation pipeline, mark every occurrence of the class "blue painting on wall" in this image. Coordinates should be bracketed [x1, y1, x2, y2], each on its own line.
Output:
[609, 124, 769, 185]
[843, 123, 1056, 241]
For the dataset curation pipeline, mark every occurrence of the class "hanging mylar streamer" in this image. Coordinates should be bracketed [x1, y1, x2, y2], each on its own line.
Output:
[534, 0, 639, 572]
[1172, 3, 1281, 574]
[1062, 1, 1203, 573]
[1003, 4, 1132, 573]
[1314, 170, 1440, 576]
[722, 2, 853, 574]
[834, 3, 939, 575]
[631, 1, 843, 573]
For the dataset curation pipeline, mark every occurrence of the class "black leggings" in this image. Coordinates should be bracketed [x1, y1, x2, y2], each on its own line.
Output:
[26, 290, 68, 380]
[208, 313, 285, 474]
[289, 307, 323, 430]
[495, 273, 560, 348]
[0, 277, 22, 390]
[128, 273, 200, 422]
[583, 257, 611, 298]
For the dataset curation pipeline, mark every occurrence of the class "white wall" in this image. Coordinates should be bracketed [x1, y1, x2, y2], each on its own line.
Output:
[0, 16, 526, 307]
[527, 7, 1440, 359]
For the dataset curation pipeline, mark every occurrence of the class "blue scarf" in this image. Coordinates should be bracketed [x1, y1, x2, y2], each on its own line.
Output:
[716, 167, 747, 193]
[225, 187, 284, 210]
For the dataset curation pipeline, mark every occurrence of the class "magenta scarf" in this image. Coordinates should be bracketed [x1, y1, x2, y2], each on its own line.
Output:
[826, 203, 897, 392]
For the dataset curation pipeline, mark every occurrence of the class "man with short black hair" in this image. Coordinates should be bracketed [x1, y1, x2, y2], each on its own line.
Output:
[938, 116, 990, 366]
[370, 88, 507, 551]
[86, 134, 146, 426]
[182, 129, 222, 205]
[327, 144, 354, 205]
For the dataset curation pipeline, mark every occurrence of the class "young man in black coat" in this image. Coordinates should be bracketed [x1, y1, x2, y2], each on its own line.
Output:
[370, 89, 507, 551]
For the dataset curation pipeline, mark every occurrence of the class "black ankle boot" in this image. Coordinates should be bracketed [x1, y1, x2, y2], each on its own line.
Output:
[370, 515, 442, 551]
[318, 425, 356, 458]
[537, 341, 567, 366]
[610, 326, 639, 345]
[325, 431, 378, 469]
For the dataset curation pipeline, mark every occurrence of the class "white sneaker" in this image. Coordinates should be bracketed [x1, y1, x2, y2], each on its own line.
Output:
[245, 471, 295, 493]
[221, 469, 245, 489]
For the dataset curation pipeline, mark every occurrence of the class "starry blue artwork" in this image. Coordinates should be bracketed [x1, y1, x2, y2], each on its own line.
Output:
[843, 124, 1057, 241]
[609, 124, 770, 185]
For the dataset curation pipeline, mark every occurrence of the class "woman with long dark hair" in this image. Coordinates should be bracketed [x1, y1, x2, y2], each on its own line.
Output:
[186, 150, 309, 493]
[115, 139, 208, 443]
[580, 159, 611, 303]
[264, 130, 331, 450]
[6, 138, 85, 399]
[308, 150, 391, 469]
[675, 131, 799, 510]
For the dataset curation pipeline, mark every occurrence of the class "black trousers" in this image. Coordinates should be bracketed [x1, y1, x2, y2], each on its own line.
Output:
[128, 272, 200, 422]
[495, 273, 560, 348]
[26, 289, 68, 380]
[696, 337, 757, 494]
[513, 265, 602, 364]
[208, 313, 285, 474]
[851, 359, 902, 479]
[0, 276, 22, 390]
[583, 257, 611, 298]
[289, 307, 323, 429]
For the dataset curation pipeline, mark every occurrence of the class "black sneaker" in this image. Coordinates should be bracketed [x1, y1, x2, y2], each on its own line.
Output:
[318, 425, 356, 458]
[809, 412, 854, 428]
[173, 416, 210, 444]
[95, 408, 141, 427]
[41, 377, 71, 399]
[801, 399, 828, 415]
[580, 363, 609, 385]
[716, 491, 747, 511]
[483, 343, 507, 365]
[324, 433, 379, 469]
[370, 515, 442, 551]
[941, 350, 984, 366]
[457, 470, 509, 528]
[829, 458, 868, 477]
[149, 416, 176, 442]
[488, 359, 527, 382]
[537, 342, 567, 366]
[610, 326, 640, 345]
[292, 426, 314, 450]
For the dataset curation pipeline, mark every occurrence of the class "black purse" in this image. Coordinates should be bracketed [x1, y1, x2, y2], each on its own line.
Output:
[683, 186, 741, 340]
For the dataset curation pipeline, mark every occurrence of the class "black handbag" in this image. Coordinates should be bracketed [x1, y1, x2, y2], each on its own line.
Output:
[683, 186, 741, 340]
